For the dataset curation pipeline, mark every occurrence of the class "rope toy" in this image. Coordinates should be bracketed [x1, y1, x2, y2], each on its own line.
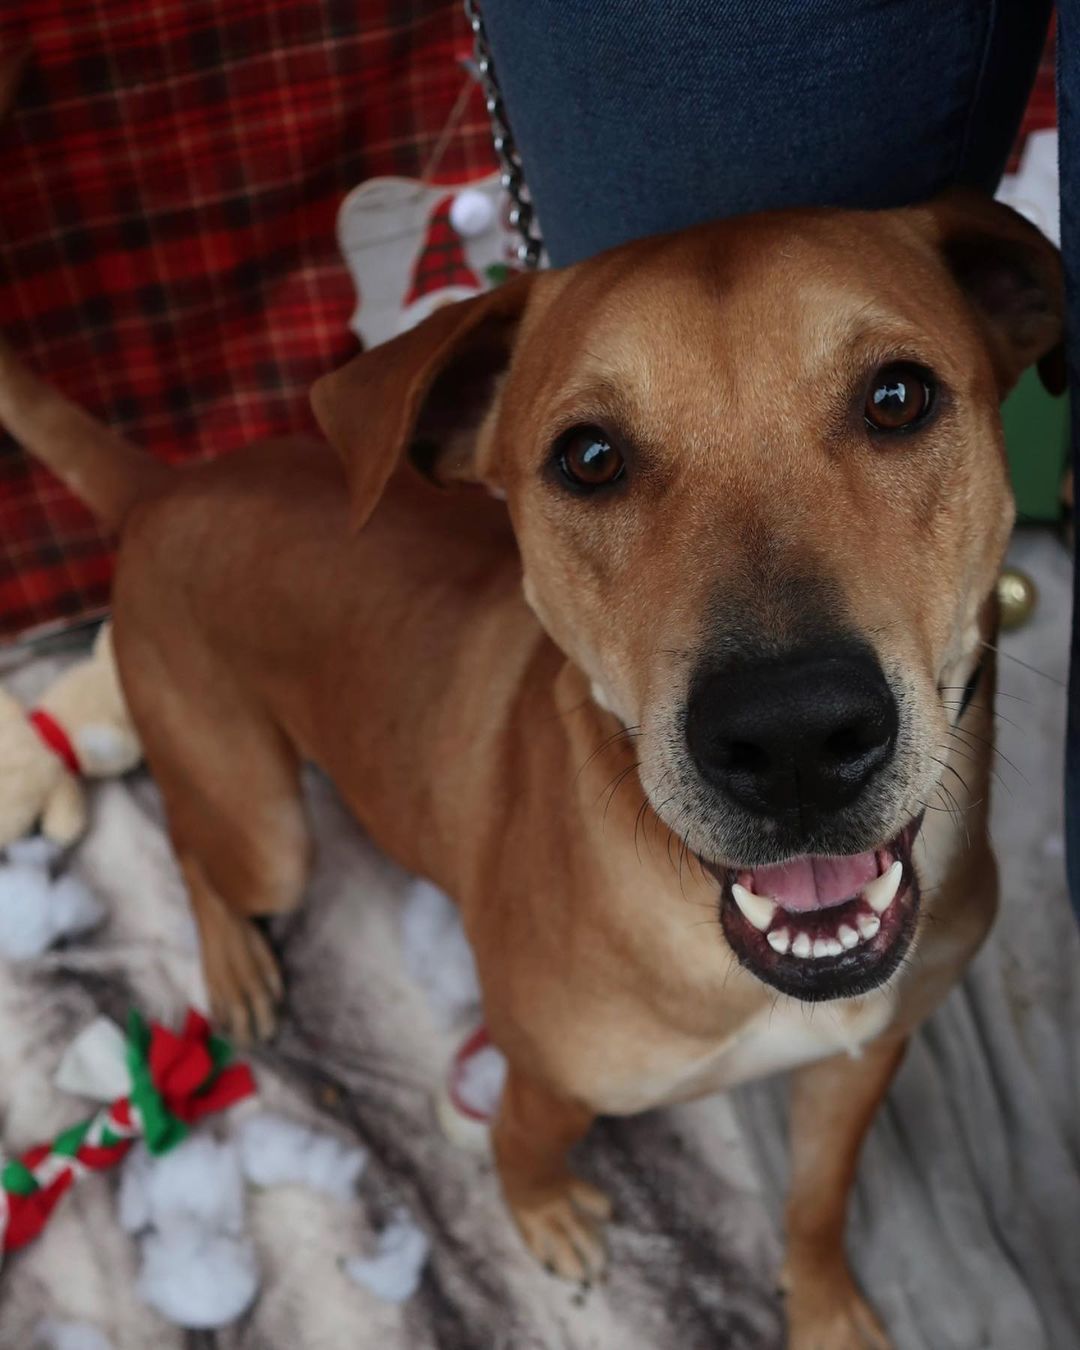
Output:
[0, 1007, 255, 1262]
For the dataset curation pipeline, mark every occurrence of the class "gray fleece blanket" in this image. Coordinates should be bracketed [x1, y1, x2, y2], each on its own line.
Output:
[0, 530, 1077, 1350]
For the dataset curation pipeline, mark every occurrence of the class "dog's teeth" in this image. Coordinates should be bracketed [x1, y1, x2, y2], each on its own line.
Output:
[767, 927, 790, 954]
[792, 932, 812, 958]
[863, 860, 903, 914]
[812, 937, 832, 959]
[838, 924, 859, 950]
[825, 938, 843, 956]
[857, 913, 881, 940]
[731, 883, 778, 933]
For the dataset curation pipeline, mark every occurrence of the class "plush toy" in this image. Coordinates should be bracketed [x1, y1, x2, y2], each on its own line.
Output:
[0, 1008, 256, 1266]
[0, 623, 141, 849]
[2, 1005, 394, 1332]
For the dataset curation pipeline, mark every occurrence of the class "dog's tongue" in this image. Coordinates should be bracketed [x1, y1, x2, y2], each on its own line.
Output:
[748, 852, 878, 912]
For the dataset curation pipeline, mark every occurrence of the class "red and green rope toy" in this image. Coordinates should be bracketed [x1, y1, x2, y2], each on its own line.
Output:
[0, 1007, 255, 1260]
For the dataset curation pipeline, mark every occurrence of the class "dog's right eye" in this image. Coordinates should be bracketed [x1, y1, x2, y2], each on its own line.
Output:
[864, 362, 935, 432]
[554, 426, 625, 491]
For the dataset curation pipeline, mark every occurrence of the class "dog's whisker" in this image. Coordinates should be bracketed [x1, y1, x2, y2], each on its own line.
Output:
[940, 698, 1025, 733]
[944, 723, 1028, 787]
[598, 761, 642, 824]
[930, 754, 971, 799]
[980, 639, 1066, 687]
[937, 685, 1031, 704]
[934, 779, 975, 847]
[575, 725, 643, 784]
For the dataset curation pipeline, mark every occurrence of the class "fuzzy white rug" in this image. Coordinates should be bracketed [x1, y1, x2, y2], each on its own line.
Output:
[0, 532, 1077, 1350]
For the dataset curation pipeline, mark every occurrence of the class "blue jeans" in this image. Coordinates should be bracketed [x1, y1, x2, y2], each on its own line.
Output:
[1058, 4, 1080, 917]
[481, 0, 1080, 920]
[481, 1, 1051, 266]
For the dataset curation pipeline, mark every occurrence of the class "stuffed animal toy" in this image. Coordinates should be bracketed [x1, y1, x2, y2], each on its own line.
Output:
[0, 623, 141, 849]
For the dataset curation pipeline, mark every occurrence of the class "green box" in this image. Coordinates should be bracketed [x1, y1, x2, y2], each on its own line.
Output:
[1002, 367, 1069, 522]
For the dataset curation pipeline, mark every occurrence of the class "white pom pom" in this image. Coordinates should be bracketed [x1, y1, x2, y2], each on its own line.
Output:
[342, 1209, 430, 1302]
[34, 1320, 115, 1350]
[0, 860, 104, 960]
[117, 1145, 155, 1234]
[449, 188, 496, 239]
[136, 1217, 259, 1329]
[120, 1137, 246, 1235]
[236, 1111, 366, 1199]
[400, 878, 480, 1027]
[6, 835, 62, 867]
[48, 875, 106, 940]
[0, 864, 61, 959]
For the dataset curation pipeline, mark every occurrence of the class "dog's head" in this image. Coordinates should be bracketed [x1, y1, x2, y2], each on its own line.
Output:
[313, 193, 1062, 1002]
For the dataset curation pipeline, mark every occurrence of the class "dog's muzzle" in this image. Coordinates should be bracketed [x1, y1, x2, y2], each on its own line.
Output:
[702, 815, 924, 1001]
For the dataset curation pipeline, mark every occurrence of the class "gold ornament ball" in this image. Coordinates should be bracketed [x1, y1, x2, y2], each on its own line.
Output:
[997, 569, 1038, 631]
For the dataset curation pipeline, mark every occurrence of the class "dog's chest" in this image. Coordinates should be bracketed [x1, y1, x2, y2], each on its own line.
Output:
[596, 987, 898, 1114]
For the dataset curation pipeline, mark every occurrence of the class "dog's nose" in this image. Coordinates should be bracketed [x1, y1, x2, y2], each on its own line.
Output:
[685, 648, 898, 818]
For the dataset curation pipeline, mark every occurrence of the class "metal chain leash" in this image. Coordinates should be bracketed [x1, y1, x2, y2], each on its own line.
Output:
[463, 0, 545, 267]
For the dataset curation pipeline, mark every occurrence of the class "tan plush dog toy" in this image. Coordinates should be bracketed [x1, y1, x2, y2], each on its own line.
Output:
[0, 623, 141, 848]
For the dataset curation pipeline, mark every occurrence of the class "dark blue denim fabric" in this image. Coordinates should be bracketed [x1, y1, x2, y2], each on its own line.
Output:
[481, 1, 1052, 266]
[483, 0, 1079, 919]
[1057, 5, 1080, 922]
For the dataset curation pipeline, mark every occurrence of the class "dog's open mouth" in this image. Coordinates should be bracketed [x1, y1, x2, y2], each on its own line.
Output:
[703, 817, 923, 1002]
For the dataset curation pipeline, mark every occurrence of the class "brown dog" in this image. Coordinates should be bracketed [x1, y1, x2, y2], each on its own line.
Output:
[0, 192, 1062, 1348]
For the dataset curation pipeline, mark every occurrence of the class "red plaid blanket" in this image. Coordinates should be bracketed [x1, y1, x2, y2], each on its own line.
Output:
[0, 0, 493, 638]
[0, 5, 1057, 639]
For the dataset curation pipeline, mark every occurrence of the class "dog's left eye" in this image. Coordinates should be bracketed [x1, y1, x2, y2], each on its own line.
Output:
[864, 363, 935, 432]
[554, 426, 625, 490]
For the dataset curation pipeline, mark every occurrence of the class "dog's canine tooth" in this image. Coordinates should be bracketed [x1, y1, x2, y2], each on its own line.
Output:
[863, 859, 903, 914]
[767, 927, 790, 954]
[792, 932, 812, 958]
[857, 913, 881, 940]
[838, 924, 859, 950]
[731, 883, 778, 932]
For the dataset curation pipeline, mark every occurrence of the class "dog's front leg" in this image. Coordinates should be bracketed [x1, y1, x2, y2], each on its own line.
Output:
[783, 1036, 906, 1350]
[493, 1065, 612, 1284]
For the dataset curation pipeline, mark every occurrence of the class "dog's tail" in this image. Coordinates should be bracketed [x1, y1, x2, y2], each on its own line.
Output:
[0, 334, 168, 531]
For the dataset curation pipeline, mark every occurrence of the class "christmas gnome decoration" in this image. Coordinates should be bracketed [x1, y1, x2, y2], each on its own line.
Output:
[335, 173, 520, 350]
[0, 622, 141, 849]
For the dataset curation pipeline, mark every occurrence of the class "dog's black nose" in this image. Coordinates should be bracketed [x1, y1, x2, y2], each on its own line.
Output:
[685, 647, 898, 818]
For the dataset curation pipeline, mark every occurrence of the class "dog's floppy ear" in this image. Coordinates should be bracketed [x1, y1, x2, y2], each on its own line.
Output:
[924, 190, 1065, 397]
[311, 274, 540, 528]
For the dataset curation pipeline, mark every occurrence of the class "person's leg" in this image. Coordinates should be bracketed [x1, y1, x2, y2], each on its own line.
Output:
[479, 0, 1052, 265]
[1055, 5, 1080, 924]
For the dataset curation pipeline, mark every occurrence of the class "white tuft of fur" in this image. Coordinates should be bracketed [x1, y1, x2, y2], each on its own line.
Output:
[34, 1320, 115, 1350]
[400, 878, 480, 1027]
[342, 1209, 430, 1302]
[135, 1217, 259, 1329]
[0, 858, 104, 959]
[235, 1111, 367, 1199]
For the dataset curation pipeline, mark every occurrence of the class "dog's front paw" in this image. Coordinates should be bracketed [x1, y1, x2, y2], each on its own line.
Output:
[202, 914, 283, 1045]
[784, 1259, 892, 1350]
[509, 1173, 612, 1285]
